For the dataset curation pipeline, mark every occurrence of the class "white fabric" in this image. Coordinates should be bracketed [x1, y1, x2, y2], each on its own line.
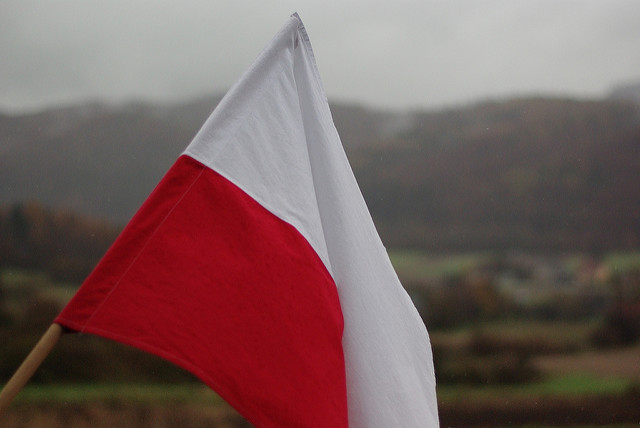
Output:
[184, 13, 439, 427]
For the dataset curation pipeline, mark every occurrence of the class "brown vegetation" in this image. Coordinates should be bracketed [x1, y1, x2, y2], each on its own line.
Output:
[535, 345, 640, 380]
[0, 202, 119, 282]
[2, 402, 251, 428]
[439, 390, 640, 427]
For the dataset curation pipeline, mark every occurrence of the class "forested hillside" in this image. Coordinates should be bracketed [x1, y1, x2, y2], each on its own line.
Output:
[1, 95, 639, 251]
[0, 202, 119, 282]
[351, 98, 640, 250]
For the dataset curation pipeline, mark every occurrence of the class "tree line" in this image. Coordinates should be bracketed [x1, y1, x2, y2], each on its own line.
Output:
[0, 202, 119, 283]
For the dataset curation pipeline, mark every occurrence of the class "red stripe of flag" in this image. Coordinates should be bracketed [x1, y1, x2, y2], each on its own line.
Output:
[56, 155, 348, 427]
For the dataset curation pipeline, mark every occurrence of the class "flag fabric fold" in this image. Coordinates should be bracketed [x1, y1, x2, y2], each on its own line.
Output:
[55, 13, 438, 427]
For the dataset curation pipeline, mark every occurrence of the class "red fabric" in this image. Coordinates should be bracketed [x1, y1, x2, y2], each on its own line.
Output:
[55, 155, 348, 427]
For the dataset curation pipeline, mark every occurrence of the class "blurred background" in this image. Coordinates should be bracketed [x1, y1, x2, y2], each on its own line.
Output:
[1, 1, 640, 426]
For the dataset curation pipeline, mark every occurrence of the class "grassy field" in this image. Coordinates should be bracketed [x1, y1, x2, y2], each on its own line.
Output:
[437, 374, 635, 403]
[603, 251, 640, 273]
[14, 383, 222, 405]
[430, 319, 598, 349]
[10, 374, 631, 405]
[388, 250, 492, 282]
[536, 344, 640, 380]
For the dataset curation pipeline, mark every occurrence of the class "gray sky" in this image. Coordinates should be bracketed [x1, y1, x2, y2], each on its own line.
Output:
[2, 0, 640, 113]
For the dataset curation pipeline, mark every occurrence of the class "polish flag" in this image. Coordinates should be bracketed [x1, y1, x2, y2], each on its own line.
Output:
[55, 13, 438, 427]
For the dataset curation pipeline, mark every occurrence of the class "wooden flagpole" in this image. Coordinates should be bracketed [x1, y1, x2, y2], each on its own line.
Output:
[0, 323, 64, 415]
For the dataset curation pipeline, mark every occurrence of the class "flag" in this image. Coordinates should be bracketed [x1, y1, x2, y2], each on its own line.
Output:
[55, 13, 438, 427]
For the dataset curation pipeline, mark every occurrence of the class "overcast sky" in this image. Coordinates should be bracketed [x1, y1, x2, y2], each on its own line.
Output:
[2, 0, 640, 113]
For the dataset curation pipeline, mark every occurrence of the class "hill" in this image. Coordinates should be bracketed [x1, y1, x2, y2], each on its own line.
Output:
[351, 98, 640, 251]
[1, 95, 639, 251]
[609, 81, 640, 105]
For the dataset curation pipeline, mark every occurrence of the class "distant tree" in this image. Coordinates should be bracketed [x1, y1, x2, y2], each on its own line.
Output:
[0, 269, 9, 325]
[592, 270, 640, 347]
[0, 202, 120, 282]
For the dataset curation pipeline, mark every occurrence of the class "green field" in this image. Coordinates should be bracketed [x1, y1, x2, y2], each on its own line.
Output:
[14, 383, 221, 405]
[10, 373, 632, 405]
[388, 250, 492, 282]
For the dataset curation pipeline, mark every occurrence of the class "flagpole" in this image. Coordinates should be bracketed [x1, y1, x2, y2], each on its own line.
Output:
[0, 323, 64, 415]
